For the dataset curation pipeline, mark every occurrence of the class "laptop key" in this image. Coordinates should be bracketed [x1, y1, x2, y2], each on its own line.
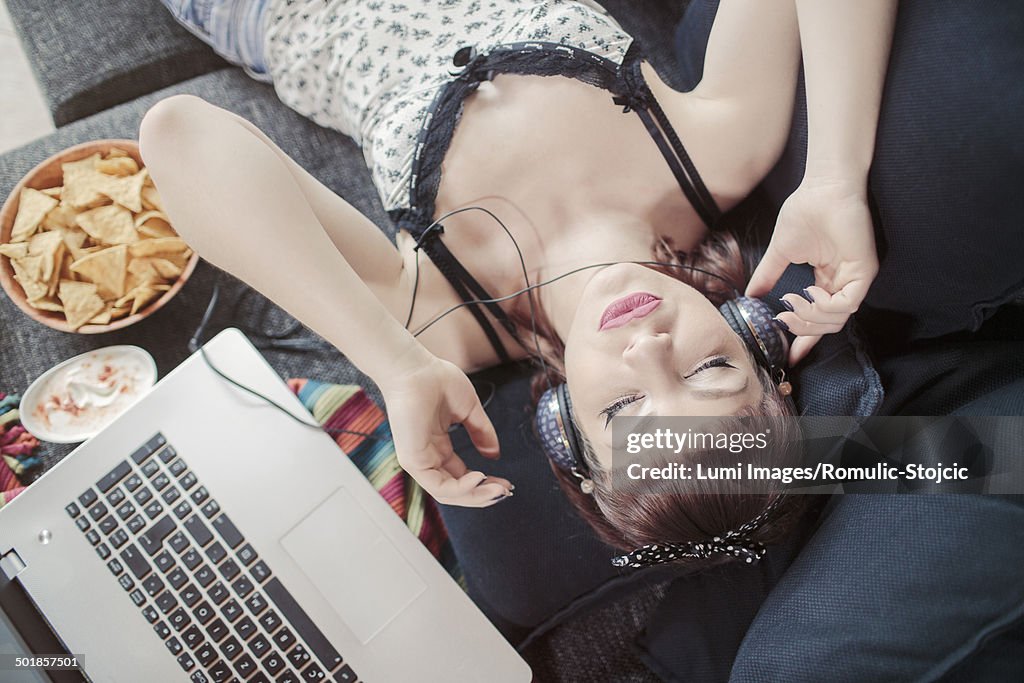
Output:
[333, 664, 356, 683]
[86, 529, 101, 546]
[185, 515, 215, 547]
[107, 488, 126, 507]
[154, 550, 174, 573]
[256, 609, 281, 633]
[207, 617, 229, 642]
[142, 574, 165, 597]
[211, 514, 243, 549]
[120, 576, 136, 593]
[169, 607, 191, 632]
[202, 499, 220, 519]
[249, 672, 270, 683]
[206, 541, 227, 564]
[144, 500, 164, 520]
[142, 459, 160, 478]
[248, 633, 271, 658]
[286, 644, 311, 670]
[237, 544, 258, 566]
[121, 542, 152, 579]
[233, 652, 257, 678]
[97, 460, 131, 492]
[65, 502, 80, 517]
[106, 558, 123, 576]
[127, 514, 146, 534]
[265, 578, 343, 670]
[190, 672, 210, 683]
[162, 487, 181, 505]
[169, 458, 187, 476]
[174, 500, 193, 520]
[191, 486, 209, 505]
[182, 548, 202, 570]
[180, 471, 198, 490]
[152, 473, 171, 491]
[194, 600, 216, 625]
[208, 659, 232, 682]
[159, 445, 178, 464]
[181, 583, 203, 607]
[221, 599, 243, 623]
[168, 567, 189, 590]
[99, 515, 118, 535]
[169, 531, 190, 553]
[134, 487, 153, 506]
[195, 642, 217, 667]
[250, 561, 271, 584]
[177, 651, 196, 673]
[96, 543, 111, 560]
[209, 581, 229, 605]
[300, 661, 325, 681]
[116, 501, 135, 520]
[279, 670, 300, 683]
[234, 616, 256, 641]
[142, 605, 159, 624]
[75, 516, 90, 532]
[232, 576, 254, 599]
[182, 625, 204, 649]
[139, 515, 175, 555]
[88, 502, 108, 521]
[219, 635, 243, 661]
[130, 589, 146, 607]
[156, 591, 178, 614]
[219, 559, 240, 581]
[271, 627, 296, 651]
[154, 621, 171, 640]
[261, 652, 285, 676]
[166, 636, 183, 656]
[195, 565, 216, 588]
[78, 489, 98, 507]
[124, 473, 143, 492]
[110, 529, 129, 549]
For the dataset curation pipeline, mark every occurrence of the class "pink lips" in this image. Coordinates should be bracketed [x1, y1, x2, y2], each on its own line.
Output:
[599, 292, 662, 330]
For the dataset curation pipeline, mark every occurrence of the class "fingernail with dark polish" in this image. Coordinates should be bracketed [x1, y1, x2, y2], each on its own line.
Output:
[801, 288, 815, 303]
[773, 317, 791, 332]
[780, 299, 795, 312]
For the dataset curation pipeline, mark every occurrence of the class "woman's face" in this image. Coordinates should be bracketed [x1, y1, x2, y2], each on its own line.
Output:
[563, 264, 763, 467]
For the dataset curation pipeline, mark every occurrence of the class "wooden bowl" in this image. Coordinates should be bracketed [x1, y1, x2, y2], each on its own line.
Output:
[0, 139, 198, 334]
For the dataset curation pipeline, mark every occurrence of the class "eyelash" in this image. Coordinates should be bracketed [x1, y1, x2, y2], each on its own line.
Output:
[600, 356, 735, 426]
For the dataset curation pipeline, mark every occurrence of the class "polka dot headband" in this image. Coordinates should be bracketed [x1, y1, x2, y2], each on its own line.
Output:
[610, 496, 784, 569]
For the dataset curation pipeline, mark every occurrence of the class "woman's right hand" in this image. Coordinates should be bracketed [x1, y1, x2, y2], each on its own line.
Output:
[378, 351, 513, 508]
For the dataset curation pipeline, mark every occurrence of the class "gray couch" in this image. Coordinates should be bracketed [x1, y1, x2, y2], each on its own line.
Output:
[5, 2, 1024, 682]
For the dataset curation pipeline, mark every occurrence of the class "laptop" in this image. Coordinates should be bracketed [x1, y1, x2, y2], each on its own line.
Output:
[0, 328, 532, 682]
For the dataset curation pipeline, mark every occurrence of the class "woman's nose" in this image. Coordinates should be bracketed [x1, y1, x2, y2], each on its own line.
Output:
[623, 332, 673, 368]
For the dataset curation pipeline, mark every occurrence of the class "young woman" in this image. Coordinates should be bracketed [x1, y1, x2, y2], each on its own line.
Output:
[141, 1, 895, 563]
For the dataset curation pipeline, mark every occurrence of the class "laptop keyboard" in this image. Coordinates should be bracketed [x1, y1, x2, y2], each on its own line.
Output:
[64, 433, 361, 683]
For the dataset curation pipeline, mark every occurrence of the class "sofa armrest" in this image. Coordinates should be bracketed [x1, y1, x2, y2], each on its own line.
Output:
[6, 0, 227, 126]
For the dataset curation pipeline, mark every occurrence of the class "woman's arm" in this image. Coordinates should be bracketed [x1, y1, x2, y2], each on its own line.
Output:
[746, 1, 898, 364]
[140, 95, 512, 506]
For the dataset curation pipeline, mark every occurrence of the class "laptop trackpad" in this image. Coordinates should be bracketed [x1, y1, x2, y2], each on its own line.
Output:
[279, 487, 426, 644]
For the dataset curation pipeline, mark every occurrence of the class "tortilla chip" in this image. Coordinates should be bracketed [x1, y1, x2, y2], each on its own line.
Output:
[128, 237, 188, 258]
[110, 306, 131, 320]
[57, 280, 106, 330]
[70, 244, 127, 300]
[28, 230, 63, 257]
[11, 257, 51, 301]
[130, 286, 162, 315]
[60, 154, 105, 208]
[96, 156, 140, 177]
[76, 205, 138, 245]
[10, 188, 59, 242]
[87, 308, 113, 325]
[41, 203, 79, 231]
[140, 185, 163, 212]
[95, 169, 148, 212]
[0, 242, 29, 259]
[40, 187, 62, 199]
[106, 147, 130, 159]
[148, 257, 183, 279]
[27, 297, 64, 312]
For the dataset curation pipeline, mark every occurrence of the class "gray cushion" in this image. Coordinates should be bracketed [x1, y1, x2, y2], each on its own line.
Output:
[0, 67, 391, 469]
[5, 0, 227, 125]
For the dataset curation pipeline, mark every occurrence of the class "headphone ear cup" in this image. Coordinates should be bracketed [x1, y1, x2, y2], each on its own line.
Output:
[557, 384, 588, 472]
[535, 384, 582, 472]
[719, 297, 789, 371]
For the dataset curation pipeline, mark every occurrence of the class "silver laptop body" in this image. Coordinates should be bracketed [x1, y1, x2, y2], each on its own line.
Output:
[0, 328, 531, 682]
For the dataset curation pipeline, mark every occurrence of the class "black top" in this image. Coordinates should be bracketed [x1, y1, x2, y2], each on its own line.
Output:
[390, 40, 721, 361]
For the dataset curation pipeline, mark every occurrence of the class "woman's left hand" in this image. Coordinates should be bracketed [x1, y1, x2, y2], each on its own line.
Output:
[745, 175, 879, 365]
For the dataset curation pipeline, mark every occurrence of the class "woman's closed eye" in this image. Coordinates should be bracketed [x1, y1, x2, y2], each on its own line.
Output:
[599, 356, 737, 427]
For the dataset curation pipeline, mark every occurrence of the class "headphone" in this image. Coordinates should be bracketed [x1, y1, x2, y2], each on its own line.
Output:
[535, 296, 792, 492]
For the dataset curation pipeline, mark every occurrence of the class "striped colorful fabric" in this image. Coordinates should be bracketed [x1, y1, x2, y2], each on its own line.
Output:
[0, 392, 43, 509]
[288, 379, 463, 586]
